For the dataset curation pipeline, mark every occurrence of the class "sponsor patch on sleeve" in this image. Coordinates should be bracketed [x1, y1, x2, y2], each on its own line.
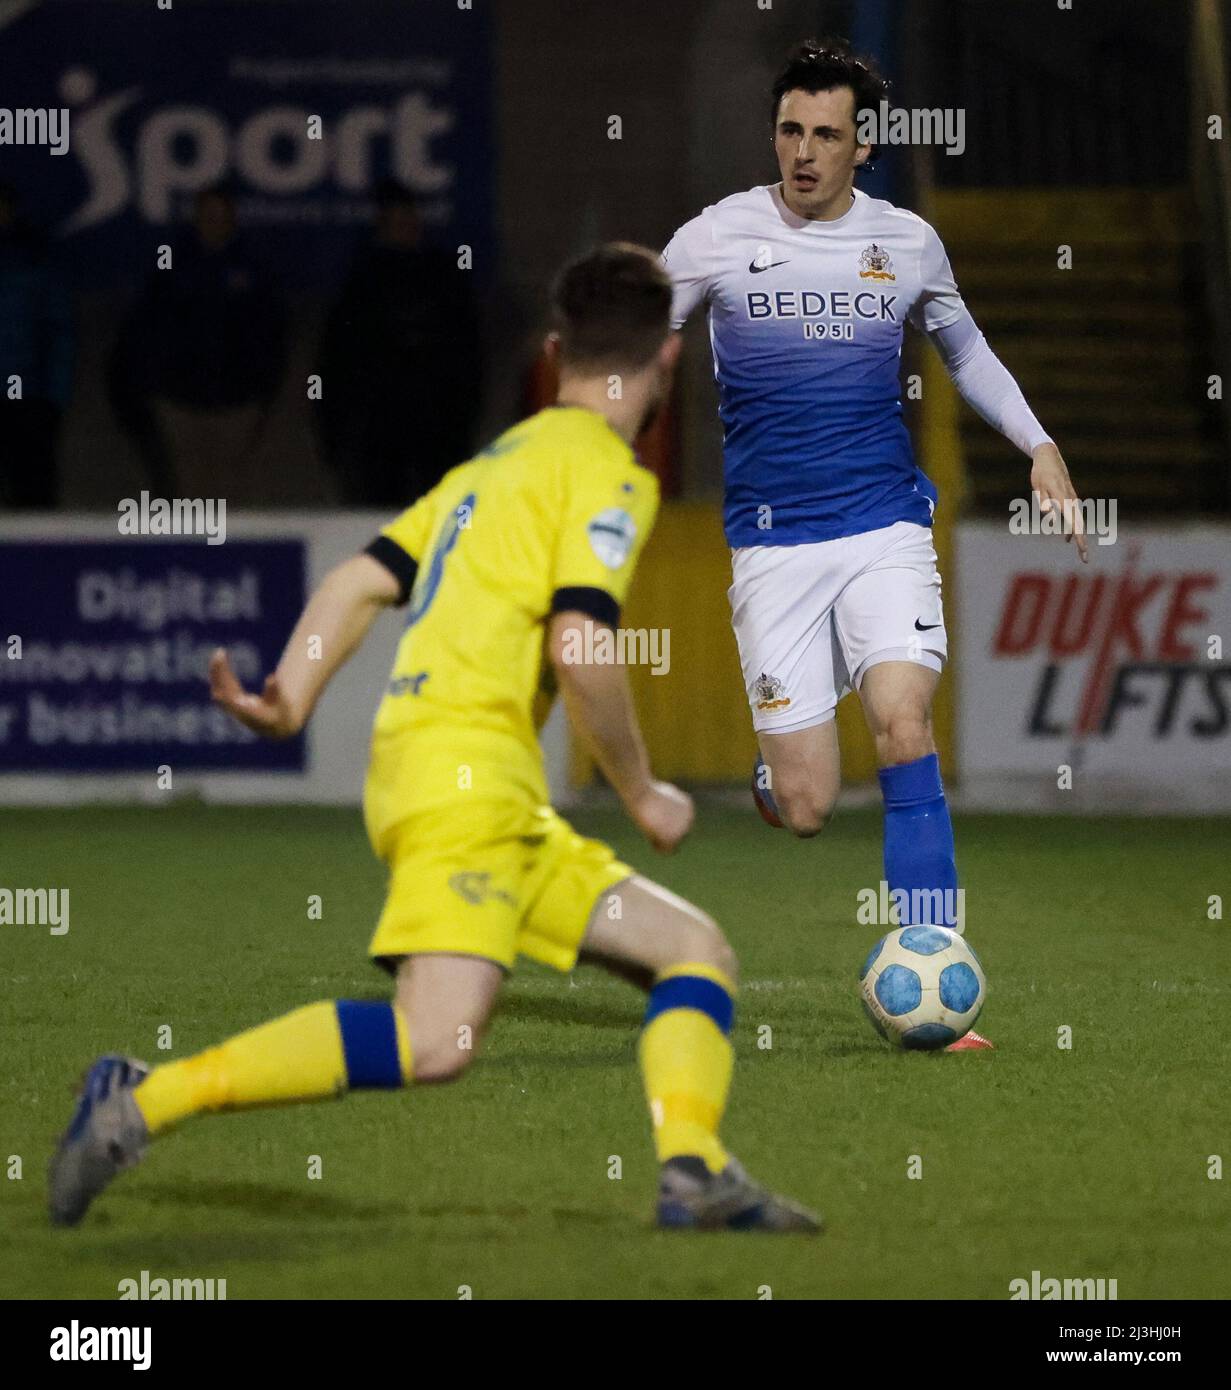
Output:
[587, 508, 637, 568]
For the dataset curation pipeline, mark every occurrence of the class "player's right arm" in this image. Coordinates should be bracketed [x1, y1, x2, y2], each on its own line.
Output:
[661, 209, 716, 330]
[548, 612, 694, 853]
[210, 493, 435, 739]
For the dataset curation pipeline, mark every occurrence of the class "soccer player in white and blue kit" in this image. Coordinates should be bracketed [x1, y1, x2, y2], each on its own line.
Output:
[664, 40, 1086, 1050]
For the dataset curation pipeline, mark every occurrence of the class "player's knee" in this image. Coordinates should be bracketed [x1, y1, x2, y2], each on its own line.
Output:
[397, 1008, 479, 1084]
[775, 781, 837, 838]
[409, 1035, 476, 1084]
[670, 909, 739, 986]
[705, 924, 739, 986]
[882, 709, 932, 765]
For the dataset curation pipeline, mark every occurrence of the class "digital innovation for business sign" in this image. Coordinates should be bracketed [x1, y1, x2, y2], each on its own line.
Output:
[0, 0, 493, 288]
[0, 540, 306, 772]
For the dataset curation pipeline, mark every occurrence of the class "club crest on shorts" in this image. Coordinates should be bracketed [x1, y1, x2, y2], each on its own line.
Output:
[753, 672, 791, 711]
[449, 872, 518, 908]
[858, 243, 896, 281]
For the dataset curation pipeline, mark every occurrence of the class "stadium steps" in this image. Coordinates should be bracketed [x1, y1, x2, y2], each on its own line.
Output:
[931, 188, 1222, 513]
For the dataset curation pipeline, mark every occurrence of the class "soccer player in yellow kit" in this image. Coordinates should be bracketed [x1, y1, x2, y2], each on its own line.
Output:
[49, 244, 817, 1235]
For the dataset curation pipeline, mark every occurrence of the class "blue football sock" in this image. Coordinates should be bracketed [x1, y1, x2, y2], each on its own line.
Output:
[877, 753, 958, 927]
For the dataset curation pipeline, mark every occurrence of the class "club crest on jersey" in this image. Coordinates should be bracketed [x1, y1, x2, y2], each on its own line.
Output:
[753, 672, 791, 711]
[858, 243, 896, 281]
[587, 508, 637, 568]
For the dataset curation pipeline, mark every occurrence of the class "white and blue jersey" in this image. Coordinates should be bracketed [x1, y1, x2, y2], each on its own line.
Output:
[664, 183, 966, 548]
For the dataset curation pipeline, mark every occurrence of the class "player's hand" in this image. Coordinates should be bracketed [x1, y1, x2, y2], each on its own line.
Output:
[208, 648, 302, 739]
[1030, 443, 1088, 564]
[629, 779, 695, 854]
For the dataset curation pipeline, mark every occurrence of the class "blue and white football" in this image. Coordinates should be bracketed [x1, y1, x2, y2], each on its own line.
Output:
[859, 925, 986, 1050]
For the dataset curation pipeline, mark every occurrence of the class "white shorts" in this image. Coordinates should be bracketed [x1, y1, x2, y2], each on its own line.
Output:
[728, 521, 947, 734]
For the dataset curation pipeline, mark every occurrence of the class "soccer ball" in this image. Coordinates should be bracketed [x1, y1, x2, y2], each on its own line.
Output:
[859, 925, 986, 1050]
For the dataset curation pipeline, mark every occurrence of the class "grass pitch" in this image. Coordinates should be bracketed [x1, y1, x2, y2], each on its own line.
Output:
[1, 800, 1226, 1300]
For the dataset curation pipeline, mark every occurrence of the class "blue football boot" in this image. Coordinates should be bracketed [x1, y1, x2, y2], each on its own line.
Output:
[49, 1054, 150, 1227]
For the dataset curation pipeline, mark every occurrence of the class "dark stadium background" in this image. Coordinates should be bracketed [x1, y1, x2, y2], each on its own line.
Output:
[1, 0, 1220, 513]
[1, 0, 1225, 801]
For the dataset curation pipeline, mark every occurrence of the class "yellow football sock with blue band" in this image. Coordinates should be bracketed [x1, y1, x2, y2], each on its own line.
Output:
[133, 1000, 413, 1137]
[638, 963, 735, 1175]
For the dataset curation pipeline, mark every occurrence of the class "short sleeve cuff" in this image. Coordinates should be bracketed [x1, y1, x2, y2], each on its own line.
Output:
[364, 535, 418, 607]
[551, 585, 620, 628]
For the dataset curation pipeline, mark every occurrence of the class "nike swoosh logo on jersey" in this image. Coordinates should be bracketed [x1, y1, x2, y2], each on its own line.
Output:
[748, 259, 791, 273]
[914, 619, 942, 631]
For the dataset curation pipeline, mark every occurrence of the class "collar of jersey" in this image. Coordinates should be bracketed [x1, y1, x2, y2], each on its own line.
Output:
[545, 404, 634, 455]
[769, 183, 861, 231]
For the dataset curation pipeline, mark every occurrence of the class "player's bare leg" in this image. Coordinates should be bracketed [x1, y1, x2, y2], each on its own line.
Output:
[579, 874, 820, 1233]
[579, 873, 738, 983]
[393, 952, 504, 1082]
[857, 659, 938, 768]
[754, 719, 842, 836]
[858, 660, 992, 1051]
[48, 954, 504, 1226]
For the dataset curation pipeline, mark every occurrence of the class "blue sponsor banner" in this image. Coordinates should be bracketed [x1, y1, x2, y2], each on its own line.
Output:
[0, 539, 306, 772]
[0, 0, 493, 287]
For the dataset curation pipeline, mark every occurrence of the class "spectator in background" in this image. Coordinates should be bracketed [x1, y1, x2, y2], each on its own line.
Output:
[108, 183, 287, 501]
[0, 180, 74, 509]
[315, 179, 481, 506]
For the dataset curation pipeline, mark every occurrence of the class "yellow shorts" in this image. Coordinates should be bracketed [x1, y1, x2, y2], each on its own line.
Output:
[368, 801, 633, 973]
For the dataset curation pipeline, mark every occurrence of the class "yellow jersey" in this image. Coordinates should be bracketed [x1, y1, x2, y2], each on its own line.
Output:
[362, 405, 659, 849]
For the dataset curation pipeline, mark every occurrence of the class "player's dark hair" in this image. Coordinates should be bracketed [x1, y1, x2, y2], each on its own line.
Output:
[551, 242, 673, 373]
[770, 37, 890, 166]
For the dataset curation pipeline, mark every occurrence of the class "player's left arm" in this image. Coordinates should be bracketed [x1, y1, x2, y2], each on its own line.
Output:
[913, 224, 1088, 562]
